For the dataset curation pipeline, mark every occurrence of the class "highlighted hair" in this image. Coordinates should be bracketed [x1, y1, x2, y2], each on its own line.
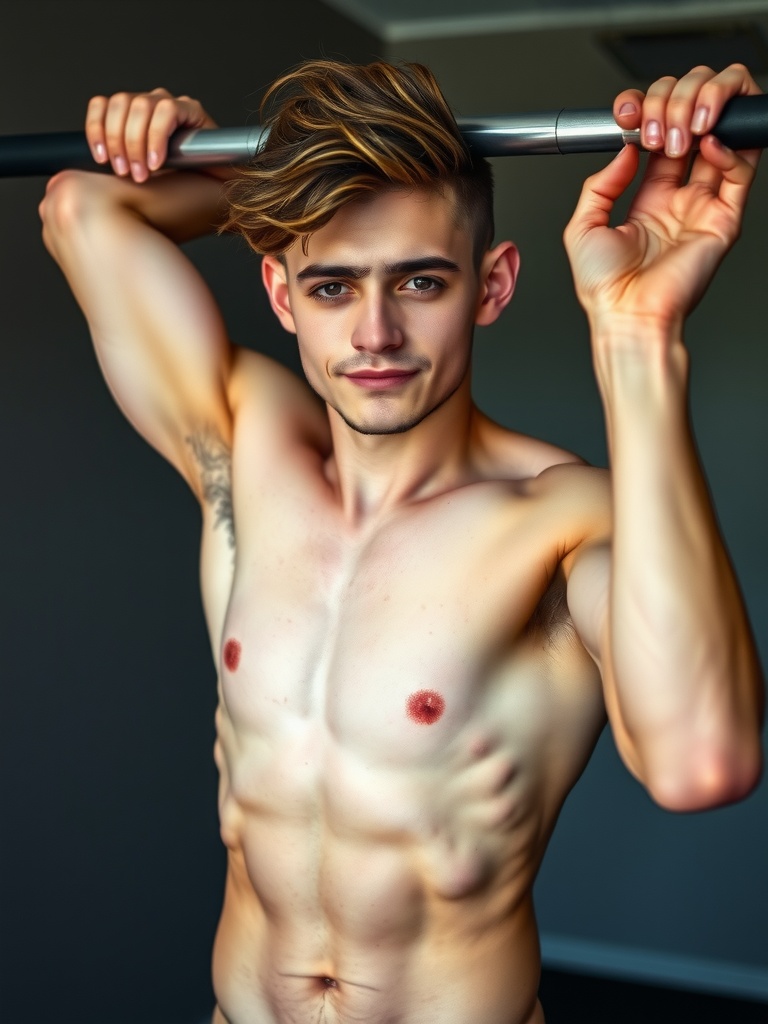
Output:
[221, 60, 494, 261]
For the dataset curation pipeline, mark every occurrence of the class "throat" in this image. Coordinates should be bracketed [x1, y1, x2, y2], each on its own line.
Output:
[325, 427, 475, 527]
[323, 386, 477, 523]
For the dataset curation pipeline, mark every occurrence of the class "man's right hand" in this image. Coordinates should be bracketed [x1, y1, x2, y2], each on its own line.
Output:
[85, 88, 218, 183]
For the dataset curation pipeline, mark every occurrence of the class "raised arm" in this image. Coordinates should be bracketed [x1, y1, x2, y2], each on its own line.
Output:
[39, 89, 236, 494]
[563, 64, 765, 810]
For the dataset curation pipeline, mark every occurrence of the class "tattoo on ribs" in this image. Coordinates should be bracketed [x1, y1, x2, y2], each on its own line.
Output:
[186, 430, 235, 550]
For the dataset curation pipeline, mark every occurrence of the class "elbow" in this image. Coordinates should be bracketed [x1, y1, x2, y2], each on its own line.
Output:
[38, 169, 102, 246]
[39, 171, 77, 257]
[646, 744, 763, 812]
[39, 170, 84, 227]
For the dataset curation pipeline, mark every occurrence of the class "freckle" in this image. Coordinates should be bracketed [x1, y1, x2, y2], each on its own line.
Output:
[223, 638, 241, 672]
[407, 689, 445, 725]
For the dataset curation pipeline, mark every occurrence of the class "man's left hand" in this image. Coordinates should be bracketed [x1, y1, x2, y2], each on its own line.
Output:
[564, 64, 762, 338]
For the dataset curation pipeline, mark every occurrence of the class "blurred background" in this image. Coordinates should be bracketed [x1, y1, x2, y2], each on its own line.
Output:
[1, 1, 766, 1021]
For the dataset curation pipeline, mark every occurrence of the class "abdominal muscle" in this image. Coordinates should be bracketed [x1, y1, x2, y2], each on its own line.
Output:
[212, 845, 544, 1024]
[210, 721, 551, 1024]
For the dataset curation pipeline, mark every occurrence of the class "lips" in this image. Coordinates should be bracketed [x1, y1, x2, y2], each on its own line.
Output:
[344, 368, 418, 389]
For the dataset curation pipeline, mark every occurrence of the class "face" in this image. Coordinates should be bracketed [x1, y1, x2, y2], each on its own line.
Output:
[263, 188, 514, 437]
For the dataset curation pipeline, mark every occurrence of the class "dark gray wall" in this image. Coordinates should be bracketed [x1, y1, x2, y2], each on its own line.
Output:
[389, 23, 768, 989]
[0, 3, 379, 1023]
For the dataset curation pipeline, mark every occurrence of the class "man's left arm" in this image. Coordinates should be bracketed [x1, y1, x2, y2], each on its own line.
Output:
[564, 64, 765, 811]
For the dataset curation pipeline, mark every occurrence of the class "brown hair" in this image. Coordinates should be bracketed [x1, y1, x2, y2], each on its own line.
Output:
[221, 60, 494, 263]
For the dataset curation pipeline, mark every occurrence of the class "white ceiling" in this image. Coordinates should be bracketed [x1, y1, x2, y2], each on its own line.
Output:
[323, 0, 768, 42]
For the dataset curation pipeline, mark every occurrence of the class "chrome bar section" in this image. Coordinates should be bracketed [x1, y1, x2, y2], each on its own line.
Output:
[455, 112, 562, 157]
[164, 111, 641, 166]
[555, 109, 640, 153]
[166, 125, 268, 167]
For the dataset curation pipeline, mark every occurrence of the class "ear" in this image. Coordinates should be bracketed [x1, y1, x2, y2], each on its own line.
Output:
[474, 242, 519, 327]
[262, 256, 297, 334]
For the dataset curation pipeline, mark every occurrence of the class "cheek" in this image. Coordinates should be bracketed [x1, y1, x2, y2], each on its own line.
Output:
[293, 318, 333, 384]
[411, 294, 475, 341]
[296, 351, 330, 400]
[420, 308, 474, 376]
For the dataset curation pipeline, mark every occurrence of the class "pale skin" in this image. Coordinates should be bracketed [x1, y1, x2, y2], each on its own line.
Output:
[38, 65, 764, 1024]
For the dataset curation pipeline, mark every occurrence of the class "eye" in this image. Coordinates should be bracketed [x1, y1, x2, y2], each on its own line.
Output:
[311, 282, 350, 301]
[403, 276, 443, 293]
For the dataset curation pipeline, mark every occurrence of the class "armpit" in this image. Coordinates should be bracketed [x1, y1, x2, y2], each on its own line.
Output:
[526, 567, 578, 649]
[186, 427, 235, 550]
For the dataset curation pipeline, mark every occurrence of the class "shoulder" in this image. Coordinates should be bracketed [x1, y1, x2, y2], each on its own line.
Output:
[475, 413, 608, 508]
[531, 461, 612, 557]
[533, 460, 610, 508]
[473, 410, 587, 482]
[472, 412, 611, 544]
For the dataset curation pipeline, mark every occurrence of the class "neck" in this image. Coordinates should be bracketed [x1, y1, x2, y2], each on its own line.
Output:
[324, 376, 478, 525]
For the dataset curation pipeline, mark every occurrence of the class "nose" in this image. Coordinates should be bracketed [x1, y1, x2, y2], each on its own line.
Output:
[351, 293, 404, 354]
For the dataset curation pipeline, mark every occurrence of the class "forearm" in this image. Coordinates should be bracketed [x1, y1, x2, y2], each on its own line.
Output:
[41, 167, 231, 257]
[594, 319, 764, 805]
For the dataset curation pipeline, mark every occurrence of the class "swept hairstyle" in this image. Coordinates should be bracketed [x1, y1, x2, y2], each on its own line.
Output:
[221, 59, 494, 264]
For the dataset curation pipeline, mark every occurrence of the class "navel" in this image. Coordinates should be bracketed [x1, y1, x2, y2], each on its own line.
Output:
[223, 638, 241, 672]
[406, 689, 445, 725]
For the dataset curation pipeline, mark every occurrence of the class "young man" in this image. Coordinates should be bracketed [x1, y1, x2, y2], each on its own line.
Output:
[40, 59, 764, 1024]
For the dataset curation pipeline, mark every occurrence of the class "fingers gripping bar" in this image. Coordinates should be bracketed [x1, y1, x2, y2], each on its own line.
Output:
[3, 94, 768, 177]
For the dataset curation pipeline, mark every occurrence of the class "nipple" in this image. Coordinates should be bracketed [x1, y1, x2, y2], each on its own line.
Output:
[406, 689, 445, 725]
[223, 638, 241, 672]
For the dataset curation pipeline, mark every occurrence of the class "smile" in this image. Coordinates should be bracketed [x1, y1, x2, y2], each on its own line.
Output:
[344, 370, 419, 390]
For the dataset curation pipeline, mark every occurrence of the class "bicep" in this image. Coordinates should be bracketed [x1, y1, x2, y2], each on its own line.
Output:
[566, 540, 643, 779]
[566, 540, 610, 666]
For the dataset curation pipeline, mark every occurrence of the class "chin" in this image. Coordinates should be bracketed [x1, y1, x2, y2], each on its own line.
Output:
[334, 392, 457, 436]
[311, 371, 468, 437]
[338, 413, 426, 436]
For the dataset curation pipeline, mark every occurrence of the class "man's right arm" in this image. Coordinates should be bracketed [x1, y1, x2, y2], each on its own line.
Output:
[39, 89, 238, 495]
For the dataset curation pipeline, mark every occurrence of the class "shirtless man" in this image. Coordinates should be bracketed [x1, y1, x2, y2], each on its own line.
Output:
[39, 59, 764, 1024]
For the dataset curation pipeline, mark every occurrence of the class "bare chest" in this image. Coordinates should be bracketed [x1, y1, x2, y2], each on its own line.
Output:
[216, 490, 595, 775]
[209, 490, 605, 913]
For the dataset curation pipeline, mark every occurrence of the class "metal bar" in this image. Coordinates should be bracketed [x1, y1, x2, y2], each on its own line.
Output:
[2, 94, 767, 177]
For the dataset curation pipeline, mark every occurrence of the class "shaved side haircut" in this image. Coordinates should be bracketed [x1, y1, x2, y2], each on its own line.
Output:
[221, 60, 495, 265]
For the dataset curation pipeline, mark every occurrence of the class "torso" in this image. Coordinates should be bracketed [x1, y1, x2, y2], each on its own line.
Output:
[196, 351, 608, 1024]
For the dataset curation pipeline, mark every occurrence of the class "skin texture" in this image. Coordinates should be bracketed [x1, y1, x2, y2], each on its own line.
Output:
[38, 65, 764, 1024]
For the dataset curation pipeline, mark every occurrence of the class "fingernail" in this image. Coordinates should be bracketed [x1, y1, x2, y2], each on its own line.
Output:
[148, 150, 160, 170]
[131, 161, 144, 181]
[692, 105, 710, 134]
[94, 142, 106, 162]
[645, 120, 661, 146]
[618, 102, 637, 117]
[114, 155, 128, 176]
[666, 127, 683, 157]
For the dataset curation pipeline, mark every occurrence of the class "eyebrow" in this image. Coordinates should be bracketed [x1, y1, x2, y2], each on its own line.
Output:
[295, 256, 461, 282]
